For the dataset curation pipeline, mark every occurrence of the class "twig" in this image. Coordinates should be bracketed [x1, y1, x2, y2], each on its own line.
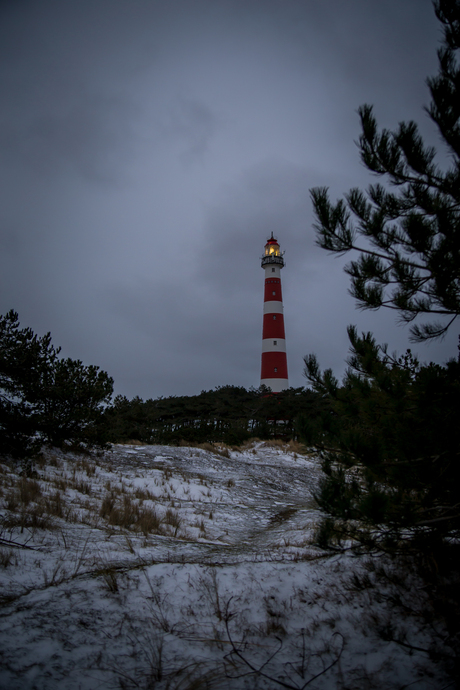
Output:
[223, 597, 345, 690]
[0, 536, 36, 550]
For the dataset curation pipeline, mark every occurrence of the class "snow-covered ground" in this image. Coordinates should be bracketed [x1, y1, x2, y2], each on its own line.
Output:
[0, 442, 453, 689]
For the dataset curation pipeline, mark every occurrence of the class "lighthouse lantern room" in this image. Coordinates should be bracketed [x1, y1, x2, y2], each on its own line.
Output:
[260, 233, 289, 392]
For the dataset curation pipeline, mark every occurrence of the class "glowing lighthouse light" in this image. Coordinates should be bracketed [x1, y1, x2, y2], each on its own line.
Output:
[260, 233, 289, 392]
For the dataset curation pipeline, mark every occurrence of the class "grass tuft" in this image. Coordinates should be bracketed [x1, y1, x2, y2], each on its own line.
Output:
[19, 477, 42, 505]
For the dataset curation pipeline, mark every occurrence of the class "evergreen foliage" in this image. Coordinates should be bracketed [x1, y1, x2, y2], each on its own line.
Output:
[310, 0, 460, 342]
[304, 328, 460, 553]
[104, 385, 318, 446]
[305, 0, 460, 559]
[0, 310, 113, 458]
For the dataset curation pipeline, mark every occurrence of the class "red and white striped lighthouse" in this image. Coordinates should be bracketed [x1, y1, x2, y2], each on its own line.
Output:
[260, 233, 289, 392]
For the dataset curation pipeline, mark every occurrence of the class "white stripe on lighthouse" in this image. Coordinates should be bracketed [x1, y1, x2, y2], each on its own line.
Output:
[263, 301, 284, 314]
[262, 338, 286, 353]
[264, 266, 281, 279]
[260, 378, 288, 393]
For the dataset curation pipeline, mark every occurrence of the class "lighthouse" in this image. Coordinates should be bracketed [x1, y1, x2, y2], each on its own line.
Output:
[260, 233, 289, 392]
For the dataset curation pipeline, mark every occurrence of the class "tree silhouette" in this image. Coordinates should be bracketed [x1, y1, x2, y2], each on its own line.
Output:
[310, 0, 460, 341]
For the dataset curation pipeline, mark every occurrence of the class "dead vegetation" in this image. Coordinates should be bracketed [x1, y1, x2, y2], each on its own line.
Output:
[0, 447, 219, 545]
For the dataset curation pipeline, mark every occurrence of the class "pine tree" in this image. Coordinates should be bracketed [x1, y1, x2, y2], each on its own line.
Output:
[0, 311, 113, 458]
[310, 0, 460, 342]
[304, 1, 460, 556]
[0, 310, 59, 457]
[304, 328, 460, 552]
[38, 356, 114, 450]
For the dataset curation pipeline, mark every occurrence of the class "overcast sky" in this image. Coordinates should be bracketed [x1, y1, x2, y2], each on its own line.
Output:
[1, 0, 457, 399]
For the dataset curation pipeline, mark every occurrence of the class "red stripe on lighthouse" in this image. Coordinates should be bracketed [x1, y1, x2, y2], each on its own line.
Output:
[261, 351, 288, 379]
[264, 279, 282, 302]
[262, 313, 285, 339]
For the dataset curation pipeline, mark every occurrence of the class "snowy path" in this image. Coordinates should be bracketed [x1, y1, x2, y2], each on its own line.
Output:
[0, 443, 452, 690]
[105, 443, 322, 564]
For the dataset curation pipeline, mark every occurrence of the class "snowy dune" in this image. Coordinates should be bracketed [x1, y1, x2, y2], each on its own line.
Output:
[0, 442, 452, 689]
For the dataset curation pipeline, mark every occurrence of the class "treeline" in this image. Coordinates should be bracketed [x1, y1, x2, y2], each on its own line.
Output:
[104, 385, 319, 446]
[1, 309, 321, 458]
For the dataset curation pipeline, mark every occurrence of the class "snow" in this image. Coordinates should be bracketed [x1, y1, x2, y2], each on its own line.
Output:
[0, 442, 452, 689]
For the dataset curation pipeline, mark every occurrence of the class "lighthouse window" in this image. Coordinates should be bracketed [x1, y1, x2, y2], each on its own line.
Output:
[274, 367, 278, 373]
[272, 291, 276, 295]
[273, 340, 277, 345]
[273, 315, 276, 320]
[271, 268, 275, 273]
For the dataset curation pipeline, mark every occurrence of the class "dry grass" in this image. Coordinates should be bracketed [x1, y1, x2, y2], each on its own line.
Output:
[45, 490, 64, 518]
[6, 490, 19, 512]
[1, 471, 70, 529]
[19, 477, 42, 505]
[239, 437, 308, 454]
[1, 449, 208, 546]
[178, 440, 231, 458]
[118, 440, 144, 446]
[0, 548, 18, 568]
[100, 567, 119, 592]
[287, 438, 309, 455]
[53, 476, 69, 492]
[239, 437, 261, 450]
[99, 492, 163, 535]
[262, 438, 287, 449]
[75, 458, 96, 477]
[0, 436, 310, 570]
[3, 501, 54, 530]
[48, 454, 61, 467]
[193, 518, 206, 532]
[137, 507, 163, 536]
[134, 486, 155, 501]
[0, 455, 204, 543]
[212, 444, 231, 458]
[164, 508, 182, 537]
[74, 479, 91, 495]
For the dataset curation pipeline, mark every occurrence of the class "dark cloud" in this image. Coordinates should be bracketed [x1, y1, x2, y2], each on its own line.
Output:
[1, 0, 457, 399]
